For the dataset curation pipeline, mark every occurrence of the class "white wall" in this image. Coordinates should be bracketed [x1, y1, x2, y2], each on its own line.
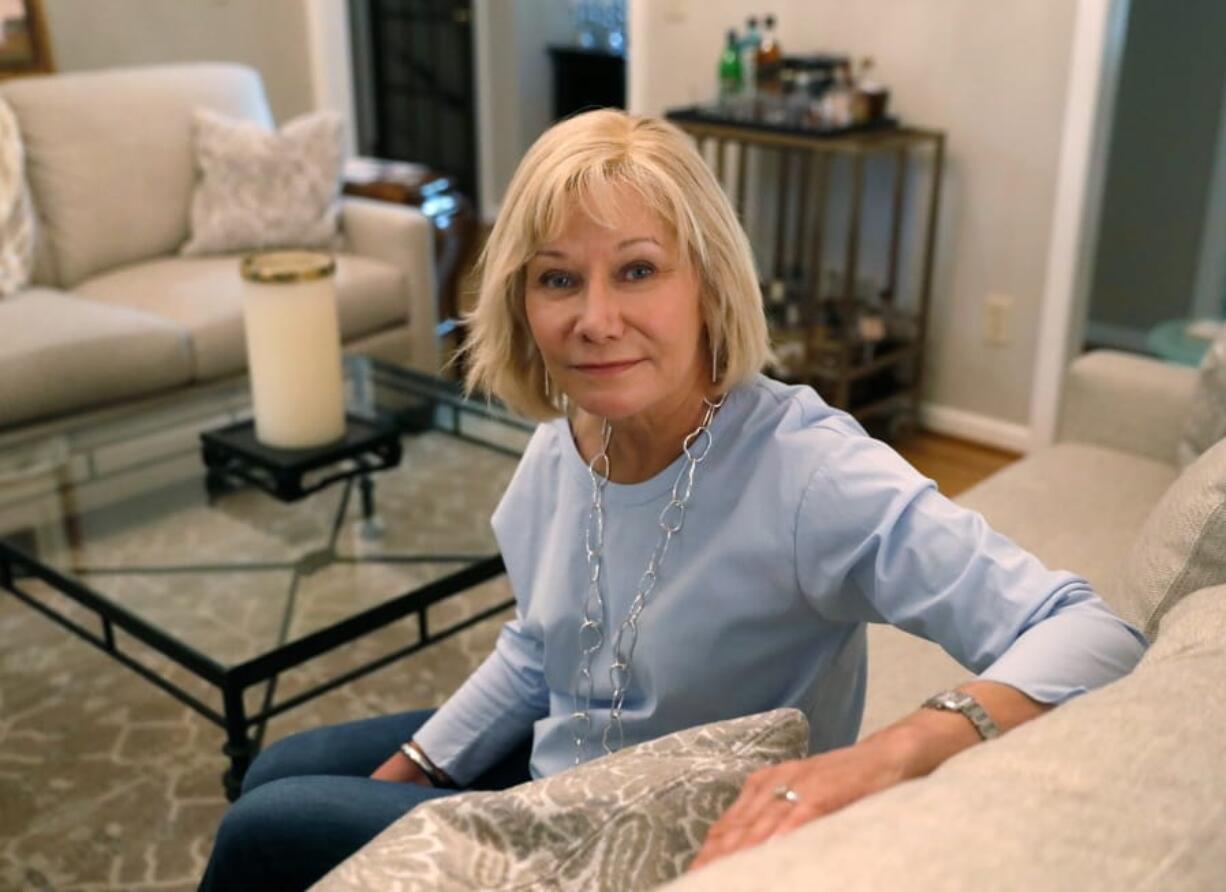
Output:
[304, 0, 358, 156]
[42, 0, 316, 124]
[629, 0, 1080, 434]
[476, 0, 572, 221]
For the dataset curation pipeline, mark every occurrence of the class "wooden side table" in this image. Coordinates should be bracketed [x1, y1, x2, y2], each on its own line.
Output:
[342, 157, 478, 338]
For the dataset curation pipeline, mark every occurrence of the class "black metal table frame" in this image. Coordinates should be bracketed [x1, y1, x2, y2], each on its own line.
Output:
[0, 369, 533, 801]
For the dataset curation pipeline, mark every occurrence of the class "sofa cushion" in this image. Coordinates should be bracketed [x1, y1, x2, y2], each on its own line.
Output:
[182, 108, 343, 256]
[1117, 436, 1226, 639]
[665, 585, 1226, 892]
[73, 253, 407, 381]
[316, 709, 810, 892]
[954, 442, 1178, 611]
[0, 97, 35, 298]
[0, 289, 192, 428]
[0, 64, 274, 288]
[1176, 325, 1226, 468]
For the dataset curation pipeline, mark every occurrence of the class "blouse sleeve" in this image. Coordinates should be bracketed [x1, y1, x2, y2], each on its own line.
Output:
[794, 418, 1147, 705]
[412, 424, 556, 784]
[412, 613, 549, 785]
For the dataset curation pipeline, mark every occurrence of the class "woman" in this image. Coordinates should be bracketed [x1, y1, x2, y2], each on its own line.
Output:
[201, 110, 1145, 889]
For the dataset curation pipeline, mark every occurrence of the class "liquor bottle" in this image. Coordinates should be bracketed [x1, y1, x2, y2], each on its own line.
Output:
[757, 14, 783, 94]
[718, 29, 743, 110]
[740, 16, 761, 98]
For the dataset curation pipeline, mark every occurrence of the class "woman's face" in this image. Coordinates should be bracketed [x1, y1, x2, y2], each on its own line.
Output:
[523, 190, 708, 423]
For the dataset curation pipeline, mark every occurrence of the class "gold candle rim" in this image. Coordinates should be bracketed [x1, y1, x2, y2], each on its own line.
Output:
[241, 250, 337, 284]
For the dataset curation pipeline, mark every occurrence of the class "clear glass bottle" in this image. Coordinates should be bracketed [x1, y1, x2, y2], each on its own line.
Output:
[718, 29, 743, 113]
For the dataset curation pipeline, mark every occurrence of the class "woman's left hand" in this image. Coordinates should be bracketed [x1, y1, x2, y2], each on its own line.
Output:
[688, 736, 909, 872]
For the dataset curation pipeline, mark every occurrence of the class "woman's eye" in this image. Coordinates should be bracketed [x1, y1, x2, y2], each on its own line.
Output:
[538, 270, 577, 289]
[623, 262, 655, 282]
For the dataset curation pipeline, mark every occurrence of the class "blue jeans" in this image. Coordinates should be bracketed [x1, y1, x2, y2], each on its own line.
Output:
[199, 709, 532, 891]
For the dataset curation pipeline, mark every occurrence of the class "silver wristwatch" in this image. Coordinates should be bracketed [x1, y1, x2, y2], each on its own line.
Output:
[921, 689, 1001, 741]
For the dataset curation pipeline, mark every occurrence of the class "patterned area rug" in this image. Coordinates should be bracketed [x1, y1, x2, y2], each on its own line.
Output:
[0, 434, 519, 891]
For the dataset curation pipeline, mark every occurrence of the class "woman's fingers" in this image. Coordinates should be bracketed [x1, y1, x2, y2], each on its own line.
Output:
[691, 762, 809, 868]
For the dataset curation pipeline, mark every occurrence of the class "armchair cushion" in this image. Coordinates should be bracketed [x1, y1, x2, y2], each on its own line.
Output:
[0, 64, 274, 288]
[1177, 326, 1226, 468]
[1057, 350, 1197, 464]
[1118, 436, 1226, 639]
[74, 254, 405, 381]
[0, 289, 192, 427]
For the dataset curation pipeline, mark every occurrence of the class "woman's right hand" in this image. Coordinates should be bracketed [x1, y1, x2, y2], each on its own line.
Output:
[369, 749, 433, 785]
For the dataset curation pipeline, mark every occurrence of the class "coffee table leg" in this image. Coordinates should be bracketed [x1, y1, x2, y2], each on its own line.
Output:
[357, 474, 384, 540]
[221, 684, 256, 803]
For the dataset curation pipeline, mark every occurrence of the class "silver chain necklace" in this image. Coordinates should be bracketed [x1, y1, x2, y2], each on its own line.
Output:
[570, 394, 725, 763]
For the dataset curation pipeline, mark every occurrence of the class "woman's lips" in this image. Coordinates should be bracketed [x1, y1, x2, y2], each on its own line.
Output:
[572, 359, 643, 376]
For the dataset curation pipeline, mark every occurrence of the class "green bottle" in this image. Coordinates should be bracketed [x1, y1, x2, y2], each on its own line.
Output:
[718, 29, 742, 102]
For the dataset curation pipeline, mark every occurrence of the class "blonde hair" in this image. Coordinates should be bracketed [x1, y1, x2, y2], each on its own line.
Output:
[461, 109, 772, 420]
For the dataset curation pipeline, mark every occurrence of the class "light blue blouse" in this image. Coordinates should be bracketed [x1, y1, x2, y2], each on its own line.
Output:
[415, 374, 1147, 783]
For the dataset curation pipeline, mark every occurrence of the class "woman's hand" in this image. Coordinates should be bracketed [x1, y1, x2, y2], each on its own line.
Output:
[369, 749, 434, 785]
[688, 735, 908, 871]
[689, 682, 1049, 872]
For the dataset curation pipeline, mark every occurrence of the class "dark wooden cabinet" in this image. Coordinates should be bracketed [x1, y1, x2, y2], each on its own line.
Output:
[547, 46, 625, 121]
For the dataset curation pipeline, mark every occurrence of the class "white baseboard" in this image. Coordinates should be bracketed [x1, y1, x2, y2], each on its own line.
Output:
[918, 403, 1032, 454]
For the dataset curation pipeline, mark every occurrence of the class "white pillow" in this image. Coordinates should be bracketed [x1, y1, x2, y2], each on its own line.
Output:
[0, 97, 35, 298]
[181, 107, 343, 256]
[1177, 326, 1226, 468]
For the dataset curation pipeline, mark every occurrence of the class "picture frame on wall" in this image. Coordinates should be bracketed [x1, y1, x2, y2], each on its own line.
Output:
[0, 0, 53, 79]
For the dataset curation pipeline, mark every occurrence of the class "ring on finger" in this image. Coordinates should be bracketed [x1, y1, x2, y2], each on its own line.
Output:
[771, 783, 801, 804]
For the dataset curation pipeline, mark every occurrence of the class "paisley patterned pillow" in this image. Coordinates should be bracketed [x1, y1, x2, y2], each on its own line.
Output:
[1177, 325, 1226, 468]
[181, 107, 342, 256]
[316, 709, 809, 892]
[0, 97, 35, 298]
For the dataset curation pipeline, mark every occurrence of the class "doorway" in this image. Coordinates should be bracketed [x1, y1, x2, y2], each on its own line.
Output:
[350, 0, 480, 205]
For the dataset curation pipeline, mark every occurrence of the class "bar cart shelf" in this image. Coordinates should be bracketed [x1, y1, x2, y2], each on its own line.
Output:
[665, 107, 945, 439]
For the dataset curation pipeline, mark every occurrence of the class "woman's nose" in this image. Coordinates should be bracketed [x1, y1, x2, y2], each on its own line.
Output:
[573, 278, 623, 342]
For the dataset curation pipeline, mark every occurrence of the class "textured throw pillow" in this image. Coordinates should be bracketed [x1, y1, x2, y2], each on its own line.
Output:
[316, 709, 810, 892]
[0, 97, 35, 297]
[181, 107, 342, 256]
[1116, 435, 1226, 640]
[1177, 325, 1226, 468]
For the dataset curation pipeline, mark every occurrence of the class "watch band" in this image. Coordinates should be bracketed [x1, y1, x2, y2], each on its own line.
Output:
[921, 689, 1001, 741]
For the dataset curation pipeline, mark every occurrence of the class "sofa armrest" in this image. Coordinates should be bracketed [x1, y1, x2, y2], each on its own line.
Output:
[340, 196, 440, 372]
[1056, 349, 1197, 464]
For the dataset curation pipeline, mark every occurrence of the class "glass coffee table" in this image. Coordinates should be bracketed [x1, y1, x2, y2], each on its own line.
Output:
[0, 358, 533, 799]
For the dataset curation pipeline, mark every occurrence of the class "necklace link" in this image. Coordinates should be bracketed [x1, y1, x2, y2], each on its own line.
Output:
[570, 393, 725, 764]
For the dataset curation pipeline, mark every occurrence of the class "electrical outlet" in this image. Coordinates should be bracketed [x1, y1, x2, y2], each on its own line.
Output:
[985, 293, 1013, 346]
[663, 0, 688, 23]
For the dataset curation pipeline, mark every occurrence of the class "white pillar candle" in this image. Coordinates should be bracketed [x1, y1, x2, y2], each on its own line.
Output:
[240, 251, 346, 449]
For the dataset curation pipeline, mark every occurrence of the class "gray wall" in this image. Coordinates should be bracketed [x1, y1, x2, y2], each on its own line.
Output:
[42, 0, 315, 123]
[1086, 0, 1226, 346]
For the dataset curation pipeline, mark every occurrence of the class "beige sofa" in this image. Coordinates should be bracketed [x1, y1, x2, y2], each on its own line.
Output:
[325, 350, 1226, 890]
[0, 63, 438, 432]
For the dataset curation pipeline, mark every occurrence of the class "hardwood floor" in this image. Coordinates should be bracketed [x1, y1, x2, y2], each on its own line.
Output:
[894, 431, 1019, 497]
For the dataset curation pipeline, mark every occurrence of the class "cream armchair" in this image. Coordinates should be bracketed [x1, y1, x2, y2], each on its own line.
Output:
[0, 63, 438, 430]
